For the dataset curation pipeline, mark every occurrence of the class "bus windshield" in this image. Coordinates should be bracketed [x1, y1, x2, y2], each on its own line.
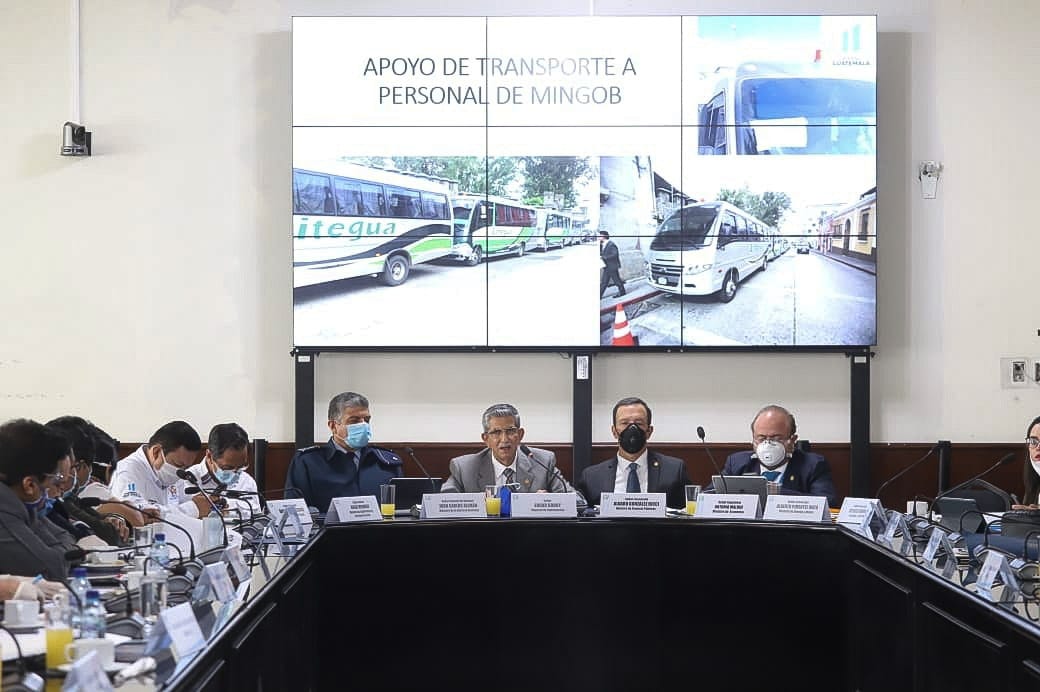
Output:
[651, 207, 719, 250]
[740, 77, 875, 122]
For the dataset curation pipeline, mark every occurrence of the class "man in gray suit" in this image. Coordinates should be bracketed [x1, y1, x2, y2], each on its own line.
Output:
[441, 404, 585, 508]
[576, 396, 690, 508]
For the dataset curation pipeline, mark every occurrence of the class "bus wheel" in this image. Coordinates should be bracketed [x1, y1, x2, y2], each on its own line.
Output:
[517, 243, 526, 257]
[466, 246, 483, 266]
[382, 254, 411, 286]
[720, 270, 738, 303]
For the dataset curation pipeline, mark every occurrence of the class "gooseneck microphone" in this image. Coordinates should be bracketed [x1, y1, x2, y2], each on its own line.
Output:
[929, 452, 1016, 516]
[403, 447, 438, 494]
[519, 444, 570, 492]
[697, 426, 729, 494]
[875, 443, 940, 504]
[177, 468, 228, 548]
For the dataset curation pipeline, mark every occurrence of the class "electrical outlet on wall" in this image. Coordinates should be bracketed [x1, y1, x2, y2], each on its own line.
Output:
[1001, 357, 1032, 388]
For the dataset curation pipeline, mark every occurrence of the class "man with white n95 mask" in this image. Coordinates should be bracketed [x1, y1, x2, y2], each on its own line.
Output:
[721, 404, 838, 508]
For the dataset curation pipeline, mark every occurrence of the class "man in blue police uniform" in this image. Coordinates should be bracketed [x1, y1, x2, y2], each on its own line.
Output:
[285, 392, 402, 510]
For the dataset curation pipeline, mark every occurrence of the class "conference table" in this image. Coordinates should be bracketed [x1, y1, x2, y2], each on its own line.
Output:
[5, 514, 1040, 691]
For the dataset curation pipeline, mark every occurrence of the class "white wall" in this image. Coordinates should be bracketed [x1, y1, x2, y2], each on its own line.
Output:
[1, 0, 1035, 445]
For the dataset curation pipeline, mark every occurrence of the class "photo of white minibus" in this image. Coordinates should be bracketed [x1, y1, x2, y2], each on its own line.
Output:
[647, 201, 772, 302]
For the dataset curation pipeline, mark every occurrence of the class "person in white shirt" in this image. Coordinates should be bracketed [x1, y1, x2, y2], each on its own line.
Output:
[108, 421, 212, 519]
[185, 423, 261, 521]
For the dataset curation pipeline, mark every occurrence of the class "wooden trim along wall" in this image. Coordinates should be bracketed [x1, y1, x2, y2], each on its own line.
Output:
[118, 441, 1030, 507]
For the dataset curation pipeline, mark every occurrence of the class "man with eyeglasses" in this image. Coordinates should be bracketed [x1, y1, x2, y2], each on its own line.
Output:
[286, 392, 403, 511]
[185, 423, 262, 520]
[442, 403, 584, 506]
[576, 396, 690, 508]
[721, 404, 837, 507]
[109, 420, 214, 519]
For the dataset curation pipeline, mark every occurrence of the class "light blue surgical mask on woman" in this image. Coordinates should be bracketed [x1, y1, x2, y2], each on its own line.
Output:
[345, 422, 372, 449]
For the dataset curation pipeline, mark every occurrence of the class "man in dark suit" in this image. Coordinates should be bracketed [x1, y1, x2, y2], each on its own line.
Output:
[721, 404, 838, 508]
[599, 231, 625, 298]
[577, 397, 689, 508]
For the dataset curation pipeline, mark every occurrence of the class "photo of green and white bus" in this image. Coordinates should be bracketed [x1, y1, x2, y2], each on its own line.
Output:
[531, 209, 579, 251]
[648, 201, 773, 302]
[451, 194, 539, 265]
[292, 161, 455, 288]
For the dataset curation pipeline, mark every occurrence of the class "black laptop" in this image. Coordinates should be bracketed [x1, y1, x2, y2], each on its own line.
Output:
[390, 477, 443, 514]
[935, 497, 986, 533]
[711, 475, 768, 510]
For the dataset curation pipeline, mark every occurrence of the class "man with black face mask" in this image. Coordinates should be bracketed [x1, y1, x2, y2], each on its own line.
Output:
[576, 397, 690, 508]
[720, 404, 838, 508]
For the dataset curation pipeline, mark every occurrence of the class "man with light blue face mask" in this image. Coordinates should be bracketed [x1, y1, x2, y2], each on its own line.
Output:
[285, 392, 403, 511]
[185, 423, 261, 520]
[721, 404, 838, 508]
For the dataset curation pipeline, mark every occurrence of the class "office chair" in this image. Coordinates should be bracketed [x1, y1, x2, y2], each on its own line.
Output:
[943, 479, 1012, 513]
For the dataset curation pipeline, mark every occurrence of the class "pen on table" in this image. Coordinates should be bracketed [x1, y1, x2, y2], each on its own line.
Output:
[31, 574, 43, 585]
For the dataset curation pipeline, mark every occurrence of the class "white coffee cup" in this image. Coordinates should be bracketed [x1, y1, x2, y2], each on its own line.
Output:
[65, 637, 115, 666]
[3, 599, 40, 626]
[906, 500, 929, 517]
[125, 570, 145, 591]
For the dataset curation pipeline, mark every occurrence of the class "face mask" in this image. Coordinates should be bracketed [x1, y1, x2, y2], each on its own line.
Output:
[756, 440, 788, 469]
[41, 497, 57, 516]
[214, 468, 241, 486]
[23, 486, 47, 517]
[345, 422, 372, 449]
[156, 461, 182, 488]
[618, 424, 647, 455]
[62, 473, 80, 500]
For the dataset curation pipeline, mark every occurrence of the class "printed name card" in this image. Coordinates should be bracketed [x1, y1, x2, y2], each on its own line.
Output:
[599, 492, 667, 518]
[421, 492, 486, 519]
[509, 492, 578, 518]
[876, 511, 913, 556]
[836, 497, 882, 537]
[222, 545, 251, 582]
[763, 495, 829, 522]
[326, 496, 382, 523]
[64, 649, 114, 692]
[694, 494, 760, 519]
[267, 499, 312, 534]
[160, 601, 207, 658]
[204, 562, 236, 602]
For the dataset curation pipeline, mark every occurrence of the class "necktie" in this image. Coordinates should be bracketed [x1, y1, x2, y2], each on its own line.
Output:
[762, 470, 781, 482]
[626, 462, 641, 492]
[503, 467, 515, 486]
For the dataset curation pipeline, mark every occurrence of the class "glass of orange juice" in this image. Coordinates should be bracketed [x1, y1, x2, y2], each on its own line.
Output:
[484, 485, 501, 518]
[379, 484, 396, 520]
[43, 602, 73, 669]
[685, 485, 702, 516]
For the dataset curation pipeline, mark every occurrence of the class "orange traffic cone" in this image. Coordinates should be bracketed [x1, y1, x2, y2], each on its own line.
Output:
[612, 304, 636, 346]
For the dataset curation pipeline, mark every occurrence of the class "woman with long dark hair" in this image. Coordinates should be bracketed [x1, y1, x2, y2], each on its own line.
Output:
[1015, 414, 1040, 508]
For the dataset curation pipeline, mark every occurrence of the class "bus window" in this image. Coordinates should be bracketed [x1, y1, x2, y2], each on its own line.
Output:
[333, 177, 363, 216]
[698, 92, 727, 155]
[718, 212, 738, 246]
[293, 170, 334, 214]
[421, 192, 449, 220]
[473, 202, 490, 231]
[386, 186, 421, 218]
[735, 214, 748, 238]
[360, 182, 384, 216]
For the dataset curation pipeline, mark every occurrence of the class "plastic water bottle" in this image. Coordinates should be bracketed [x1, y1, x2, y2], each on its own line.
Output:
[80, 590, 106, 639]
[150, 532, 170, 568]
[139, 568, 167, 626]
[203, 508, 224, 551]
[68, 567, 91, 635]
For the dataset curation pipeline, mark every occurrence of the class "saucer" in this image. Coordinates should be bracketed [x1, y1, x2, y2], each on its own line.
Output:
[56, 660, 129, 674]
[1, 620, 41, 633]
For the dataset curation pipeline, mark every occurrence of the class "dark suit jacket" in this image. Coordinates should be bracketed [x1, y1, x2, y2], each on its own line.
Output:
[600, 240, 621, 270]
[577, 450, 690, 508]
[722, 449, 839, 508]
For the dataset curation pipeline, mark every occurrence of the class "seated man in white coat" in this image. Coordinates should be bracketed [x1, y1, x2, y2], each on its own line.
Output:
[441, 403, 585, 508]
[185, 423, 261, 521]
[109, 421, 212, 519]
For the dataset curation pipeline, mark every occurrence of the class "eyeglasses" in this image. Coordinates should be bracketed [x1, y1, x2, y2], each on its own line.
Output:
[1026, 437, 1040, 448]
[485, 427, 520, 439]
[42, 473, 68, 485]
[753, 435, 790, 444]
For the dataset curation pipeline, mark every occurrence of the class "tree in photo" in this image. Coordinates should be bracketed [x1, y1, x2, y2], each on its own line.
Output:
[518, 157, 594, 208]
[717, 186, 792, 228]
[355, 157, 516, 197]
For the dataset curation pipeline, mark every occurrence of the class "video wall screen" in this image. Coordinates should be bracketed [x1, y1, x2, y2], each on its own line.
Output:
[292, 16, 877, 350]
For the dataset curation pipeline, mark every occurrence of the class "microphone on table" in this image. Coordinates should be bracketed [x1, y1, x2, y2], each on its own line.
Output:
[0, 623, 44, 691]
[928, 452, 1016, 516]
[697, 426, 729, 494]
[402, 447, 438, 495]
[875, 443, 940, 506]
[520, 444, 571, 492]
[178, 468, 228, 549]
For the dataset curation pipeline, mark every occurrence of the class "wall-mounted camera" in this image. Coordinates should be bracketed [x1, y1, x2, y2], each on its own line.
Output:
[61, 121, 92, 156]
